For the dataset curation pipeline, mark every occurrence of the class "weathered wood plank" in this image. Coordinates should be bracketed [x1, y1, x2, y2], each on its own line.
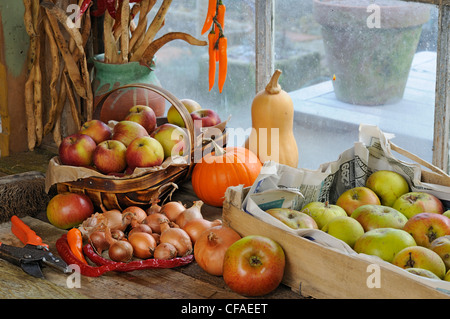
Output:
[433, 5, 450, 173]
[255, 0, 274, 93]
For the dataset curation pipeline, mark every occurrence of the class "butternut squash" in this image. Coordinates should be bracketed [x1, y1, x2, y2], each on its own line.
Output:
[245, 69, 299, 168]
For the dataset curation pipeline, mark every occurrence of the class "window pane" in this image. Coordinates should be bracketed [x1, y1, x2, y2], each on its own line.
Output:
[275, 0, 438, 169]
[150, 0, 256, 148]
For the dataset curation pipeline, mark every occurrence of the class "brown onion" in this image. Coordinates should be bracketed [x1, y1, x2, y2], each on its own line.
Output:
[89, 231, 110, 254]
[122, 206, 147, 227]
[111, 229, 125, 241]
[144, 213, 169, 234]
[175, 200, 204, 228]
[109, 241, 133, 262]
[160, 221, 193, 257]
[183, 218, 222, 243]
[146, 196, 162, 215]
[160, 201, 185, 221]
[194, 225, 241, 276]
[128, 223, 153, 237]
[128, 232, 157, 259]
[154, 242, 177, 260]
[100, 204, 130, 231]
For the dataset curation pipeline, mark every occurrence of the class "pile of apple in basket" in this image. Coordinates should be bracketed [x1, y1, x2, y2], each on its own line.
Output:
[58, 100, 220, 176]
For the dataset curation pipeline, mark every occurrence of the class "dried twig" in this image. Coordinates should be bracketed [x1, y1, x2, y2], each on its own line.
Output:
[42, 16, 60, 136]
[131, 0, 173, 62]
[140, 32, 207, 67]
[120, 0, 130, 63]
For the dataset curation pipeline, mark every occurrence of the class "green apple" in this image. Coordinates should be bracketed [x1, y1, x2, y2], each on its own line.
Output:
[392, 192, 444, 219]
[322, 216, 365, 248]
[405, 268, 441, 280]
[445, 269, 450, 282]
[336, 186, 381, 216]
[151, 123, 189, 158]
[430, 235, 450, 270]
[354, 228, 416, 263]
[265, 208, 318, 230]
[443, 210, 450, 218]
[365, 170, 410, 207]
[301, 201, 347, 229]
[167, 99, 202, 128]
[350, 204, 408, 232]
[392, 246, 446, 279]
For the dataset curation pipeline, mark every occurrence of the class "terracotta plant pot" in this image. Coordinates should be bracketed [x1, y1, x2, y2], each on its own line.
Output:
[313, 0, 430, 106]
[92, 54, 166, 122]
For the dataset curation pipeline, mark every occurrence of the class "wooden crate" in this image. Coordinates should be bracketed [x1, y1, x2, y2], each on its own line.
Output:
[222, 186, 450, 299]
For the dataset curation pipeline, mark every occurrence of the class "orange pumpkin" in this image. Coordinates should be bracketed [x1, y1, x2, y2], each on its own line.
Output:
[192, 145, 262, 207]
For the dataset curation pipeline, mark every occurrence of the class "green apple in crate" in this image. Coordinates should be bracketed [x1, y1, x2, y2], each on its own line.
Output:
[393, 246, 446, 279]
[354, 228, 416, 263]
[365, 170, 410, 207]
[430, 235, 450, 270]
[392, 192, 444, 219]
[322, 216, 365, 248]
[403, 212, 450, 248]
[350, 204, 408, 232]
[265, 208, 318, 230]
[301, 201, 347, 229]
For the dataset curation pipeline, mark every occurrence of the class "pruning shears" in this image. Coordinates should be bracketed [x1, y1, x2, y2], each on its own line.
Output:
[0, 216, 70, 278]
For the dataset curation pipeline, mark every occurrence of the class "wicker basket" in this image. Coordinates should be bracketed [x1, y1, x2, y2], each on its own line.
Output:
[55, 83, 226, 210]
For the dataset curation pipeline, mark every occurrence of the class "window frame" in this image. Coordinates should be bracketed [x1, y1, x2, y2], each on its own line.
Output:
[255, 0, 450, 173]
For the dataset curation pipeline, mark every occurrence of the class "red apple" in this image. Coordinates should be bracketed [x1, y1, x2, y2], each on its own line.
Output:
[46, 193, 94, 229]
[79, 119, 112, 144]
[167, 99, 202, 128]
[93, 140, 127, 174]
[392, 192, 444, 219]
[190, 109, 221, 128]
[59, 133, 97, 167]
[151, 123, 189, 158]
[392, 246, 447, 279]
[223, 235, 285, 297]
[112, 120, 149, 147]
[402, 212, 450, 248]
[124, 105, 157, 134]
[125, 136, 165, 170]
[350, 204, 408, 231]
[336, 186, 381, 216]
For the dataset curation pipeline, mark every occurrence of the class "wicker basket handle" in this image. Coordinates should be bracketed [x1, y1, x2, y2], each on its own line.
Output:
[93, 83, 195, 161]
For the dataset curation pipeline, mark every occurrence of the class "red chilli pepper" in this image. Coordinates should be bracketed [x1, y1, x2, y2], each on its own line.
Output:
[106, 0, 118, 18]
[56, 234, 119, 277]
[208, 31, 217, 91]
[83, 243, 194, 271]
[218, 36, 228, 93]
[201, 0, 217, 35]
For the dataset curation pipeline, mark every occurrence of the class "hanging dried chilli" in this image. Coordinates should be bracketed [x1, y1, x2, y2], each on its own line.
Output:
[208, 30, 216, 91]
[205, 0, 228, 93]
[218, 36, 227, 93]
[79, 0, 143, 18]
[55, 234, 194, 277]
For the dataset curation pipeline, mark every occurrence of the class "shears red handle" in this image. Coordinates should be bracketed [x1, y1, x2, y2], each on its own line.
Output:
[10, 216, 49, 248]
